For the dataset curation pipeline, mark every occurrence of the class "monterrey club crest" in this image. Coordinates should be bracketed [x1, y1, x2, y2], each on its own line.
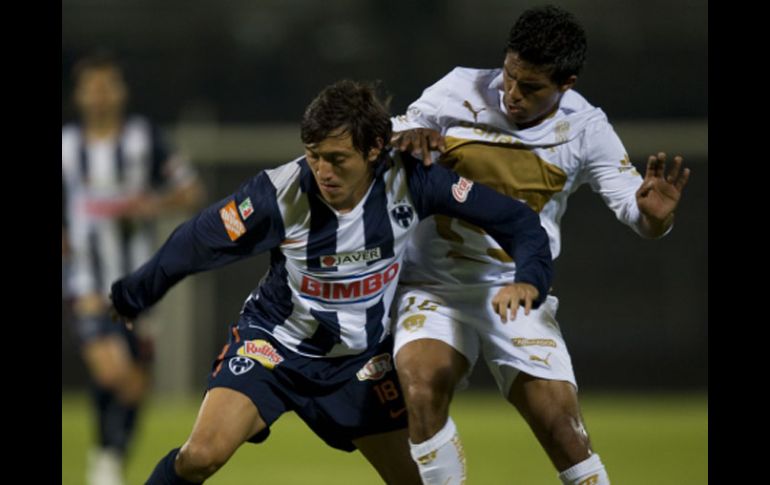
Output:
[228, 356, 255, 376]
[390, 204, 415, 229]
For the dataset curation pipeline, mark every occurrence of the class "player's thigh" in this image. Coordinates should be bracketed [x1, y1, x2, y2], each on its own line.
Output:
[182, 387, 268, 463]
[353, 428, 421, 485]
[393, 286, 479, 390]
[478, 294, 577, 396]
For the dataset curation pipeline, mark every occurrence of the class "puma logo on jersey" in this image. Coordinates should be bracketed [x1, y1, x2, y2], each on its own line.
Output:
[462, 100, 486, 123]
[529, 352, 552, 367]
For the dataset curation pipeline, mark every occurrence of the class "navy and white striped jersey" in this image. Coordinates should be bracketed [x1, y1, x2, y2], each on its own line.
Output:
[62, 115, 195, 297]
[111, 152, 552, 358]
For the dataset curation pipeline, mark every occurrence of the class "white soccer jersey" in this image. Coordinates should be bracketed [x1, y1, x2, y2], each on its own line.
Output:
[392, 67, 652, 286]
[62, 116, 195, 296]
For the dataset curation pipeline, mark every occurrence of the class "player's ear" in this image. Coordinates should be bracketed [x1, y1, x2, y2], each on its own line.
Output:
[367, 137, 384, 162]
[558, 75, 577, 93]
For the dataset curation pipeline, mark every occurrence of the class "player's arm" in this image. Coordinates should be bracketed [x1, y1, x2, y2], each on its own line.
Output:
[404, 154, 553, 315]
[580, 123, 689, 239]
[110, 171, 285, 320]
[123, 124, 206, 219]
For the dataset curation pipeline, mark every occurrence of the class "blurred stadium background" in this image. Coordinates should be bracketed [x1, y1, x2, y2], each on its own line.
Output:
[62, 1, 707, 484]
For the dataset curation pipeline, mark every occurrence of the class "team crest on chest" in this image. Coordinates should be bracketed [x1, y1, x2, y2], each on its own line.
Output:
[390, 204, 415, 229]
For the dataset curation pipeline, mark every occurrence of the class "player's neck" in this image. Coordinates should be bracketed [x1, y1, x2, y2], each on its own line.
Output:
[515, 104, 560, 130]
[83, 116, 123, 141]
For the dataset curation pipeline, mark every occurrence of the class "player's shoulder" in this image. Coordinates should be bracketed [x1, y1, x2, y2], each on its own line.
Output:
[440, 66, 501, 88]
[264, 156, 305, 193]
[62, 121, 79, 141]
[560, 90, 612, 134]
[560, 90, 598, 113]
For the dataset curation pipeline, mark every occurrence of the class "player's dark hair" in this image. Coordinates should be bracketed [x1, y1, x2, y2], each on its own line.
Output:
[505, 5, 587, 85]
[301, 79, 392, 160]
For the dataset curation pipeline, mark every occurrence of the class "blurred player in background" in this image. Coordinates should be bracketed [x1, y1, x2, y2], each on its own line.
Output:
[390, 5, 690, 484]
[61, 51, 204, 485]
[109, 79, 553, 484]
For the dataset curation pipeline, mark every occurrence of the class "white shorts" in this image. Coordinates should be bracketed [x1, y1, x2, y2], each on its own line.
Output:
[393, 285, 577, 397]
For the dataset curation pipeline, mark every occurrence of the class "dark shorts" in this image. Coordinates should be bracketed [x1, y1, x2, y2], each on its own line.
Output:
[207, 319, 408, 452]
[67, 304, 150, 363]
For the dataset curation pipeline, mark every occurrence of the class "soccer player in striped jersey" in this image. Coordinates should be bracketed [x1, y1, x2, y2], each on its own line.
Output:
[110, 79, 554, 484]
[390, 6, 690, 485]
[62, 52, 204, 485]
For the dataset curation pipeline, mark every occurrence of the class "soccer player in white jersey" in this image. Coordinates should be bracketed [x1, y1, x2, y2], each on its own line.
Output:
[109, 79, 555, 484]
[390, 6, 691, 485]
[62, 52, 204, 485]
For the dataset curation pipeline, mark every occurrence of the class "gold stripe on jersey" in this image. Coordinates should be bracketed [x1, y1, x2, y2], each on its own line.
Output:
[441, 136, 567, 213]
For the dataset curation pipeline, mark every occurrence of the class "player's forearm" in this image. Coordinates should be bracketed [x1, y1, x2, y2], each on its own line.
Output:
[110, 219, 199, 318]
[637, 211, 674, 239]
[488, 206, 553, 307]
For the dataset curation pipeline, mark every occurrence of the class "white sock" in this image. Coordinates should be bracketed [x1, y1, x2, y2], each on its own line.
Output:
[558, 453, 610, 485]
[409, 417, 466, 485]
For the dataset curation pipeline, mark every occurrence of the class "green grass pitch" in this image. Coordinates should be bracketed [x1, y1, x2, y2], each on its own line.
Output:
[62, 391, 707, 484]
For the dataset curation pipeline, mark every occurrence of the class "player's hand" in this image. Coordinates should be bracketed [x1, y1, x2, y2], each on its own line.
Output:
[636, 152, 690, 223]
[491, 283, 539, 323]
[391, 128, 446, 166]
[108, 297, 135, 331]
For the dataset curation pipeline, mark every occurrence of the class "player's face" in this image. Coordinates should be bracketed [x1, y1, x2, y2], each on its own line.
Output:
[502, 51, 575, 129]
[75, 67, 127, 121]
[305, 129, 382, 213]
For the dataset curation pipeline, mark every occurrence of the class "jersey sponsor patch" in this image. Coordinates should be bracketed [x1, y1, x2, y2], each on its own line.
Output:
[451, 177, 474, 203]
[320, 247, 382, 268]
[228, 356, 255, 375]
[356, 353, 393, 381]
[238, 197, 254, 220]
[300, 262, 400, 304]
[220, 200, 247, 241]
[237, 339, 284, 369]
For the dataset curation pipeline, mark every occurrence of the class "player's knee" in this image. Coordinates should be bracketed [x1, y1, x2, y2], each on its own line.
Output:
[399, 365, 455, 415]
[547, 413, 591, 452]
[176, 440, 228, 480]
[90, 362, 125, 390]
